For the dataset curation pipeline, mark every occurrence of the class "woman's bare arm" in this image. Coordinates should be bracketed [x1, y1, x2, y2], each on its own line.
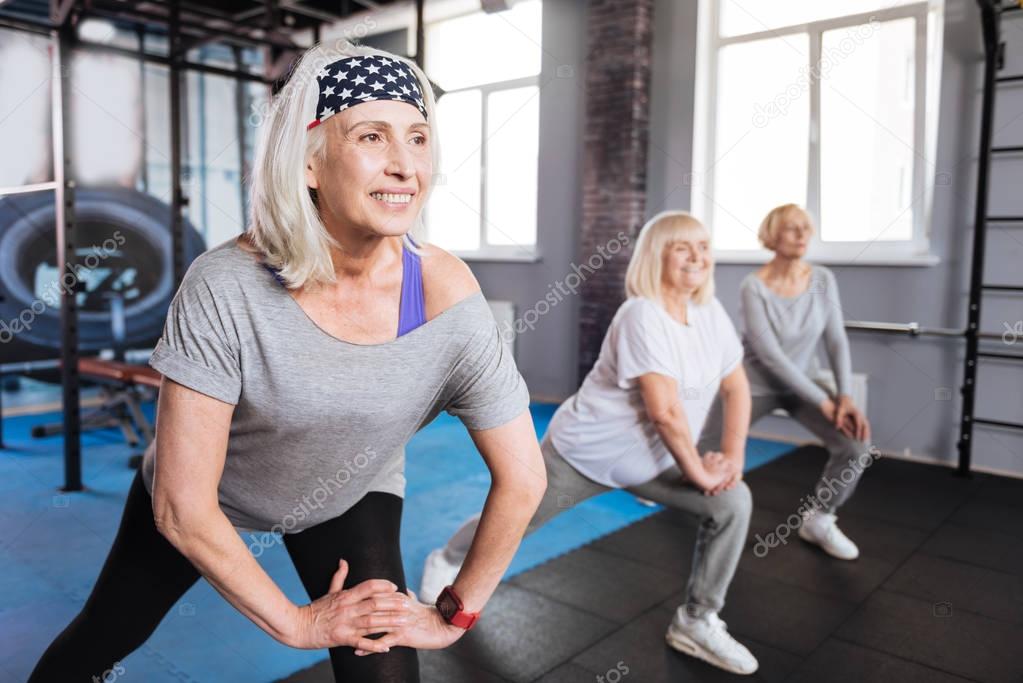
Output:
[151, 379, 406, 651]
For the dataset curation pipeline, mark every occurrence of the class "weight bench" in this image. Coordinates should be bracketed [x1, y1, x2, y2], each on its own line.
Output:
[32, 358, 163, 469]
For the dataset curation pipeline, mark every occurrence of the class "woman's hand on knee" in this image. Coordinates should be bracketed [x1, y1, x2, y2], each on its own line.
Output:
[355, 589, 464, 655]
[287, 559, 411, 652]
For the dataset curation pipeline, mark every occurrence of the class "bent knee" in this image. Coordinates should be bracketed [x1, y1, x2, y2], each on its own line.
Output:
[710, 480, 752, 520]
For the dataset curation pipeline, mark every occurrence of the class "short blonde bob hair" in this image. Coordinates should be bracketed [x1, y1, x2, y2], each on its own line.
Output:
[247, 42, 439, 289]
[625, 210, 715, 306]
[758, 203, 814, 251]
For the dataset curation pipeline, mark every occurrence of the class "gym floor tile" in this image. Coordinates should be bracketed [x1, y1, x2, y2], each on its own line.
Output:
[508, 546, 684, 624]
[786, 638, 976, 683]
[882, 553, 1023, 625]
[739, 508, 900, 603]
[837, 589, 1023, 682]
[715, 569, 860, 656]
[571, 602, 801, 683]
[587, 513, 696, 575]
[446, 583, 618, 683]
[533, 662, 603, 682]
[921, 522, 1023, 576]
[948, 498, 1023, 539]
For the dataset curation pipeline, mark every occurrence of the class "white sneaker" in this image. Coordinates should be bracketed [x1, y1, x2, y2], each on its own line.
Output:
[419, 548, 462, 605]
[665, 610, 759, 675]
[799, 512, 859, 560]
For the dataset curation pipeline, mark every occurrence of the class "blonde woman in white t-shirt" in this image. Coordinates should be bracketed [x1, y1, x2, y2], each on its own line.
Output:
[420, 211, 760, 676]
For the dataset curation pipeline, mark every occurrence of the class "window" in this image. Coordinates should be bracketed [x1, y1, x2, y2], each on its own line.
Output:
[424, 0, 542, 260]
[692, 1, 943, 264]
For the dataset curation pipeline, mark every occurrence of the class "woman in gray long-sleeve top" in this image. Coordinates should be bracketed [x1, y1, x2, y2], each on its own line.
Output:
[698, 204, 872, 561]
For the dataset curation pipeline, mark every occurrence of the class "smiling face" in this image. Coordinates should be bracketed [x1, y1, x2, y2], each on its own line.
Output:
[661, 227, 712, 294]
[772, 209, 813, 259]
[305, 99, 433, 239]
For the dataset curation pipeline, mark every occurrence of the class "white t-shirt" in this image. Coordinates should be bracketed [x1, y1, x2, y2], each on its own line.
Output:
[548, 296, 743, 488]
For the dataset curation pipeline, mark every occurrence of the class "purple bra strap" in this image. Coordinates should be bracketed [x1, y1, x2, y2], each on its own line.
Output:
[397, 240, 426, 336]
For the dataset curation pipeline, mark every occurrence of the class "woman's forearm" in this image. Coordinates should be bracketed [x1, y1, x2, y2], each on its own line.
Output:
[719, 388, 751, 466]
[156, 505, 301, 646]
[651, 409, 707, 486]
[452, 479, 544, 614]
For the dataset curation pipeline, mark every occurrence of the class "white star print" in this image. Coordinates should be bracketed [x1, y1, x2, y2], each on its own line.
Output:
[339, 87, 353, 99]
[353, 74, 367, 85]
[384, 73, 398, 83]
[321, 85, 335, 96]
[334, 70, 348, 80]
[370, 81, 385, 91]
[366, 64, 381, 75]
[321, 106, 335, 117]
[316, 67, 330, 79]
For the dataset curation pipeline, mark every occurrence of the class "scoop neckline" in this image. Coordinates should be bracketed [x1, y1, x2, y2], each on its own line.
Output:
[640, 296, 695, 329]
[229, 236, 483, 349]
[752, 264, 817, 301]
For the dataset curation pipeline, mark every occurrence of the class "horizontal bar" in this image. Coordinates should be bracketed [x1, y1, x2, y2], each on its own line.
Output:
[987, 216, 1023, 222]
[996, 74, 1023, 83]
[0, 181, 58, 198]
[977, 351, 1023, 361]
[982, 284, 1023, 292]
[0, 359, 61, 375]
[74, 40, 272, 84]
[844, 320, 963, 337]
[992, 146, 1023, 153]
[974, 417, 1023, 431]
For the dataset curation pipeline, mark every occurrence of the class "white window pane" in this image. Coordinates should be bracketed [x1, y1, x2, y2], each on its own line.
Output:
[485, 86, 539, 248]
[720, 0, 919, 38]
[425, 0, 542, 91]
[712, 35, 809, 251]
[426, 90, 482, 251]
[820, 18, 916, 242]
[0, 30, 51, 186]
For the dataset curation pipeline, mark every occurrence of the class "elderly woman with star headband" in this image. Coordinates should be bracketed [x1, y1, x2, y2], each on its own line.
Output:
[28, 43, 546, 683]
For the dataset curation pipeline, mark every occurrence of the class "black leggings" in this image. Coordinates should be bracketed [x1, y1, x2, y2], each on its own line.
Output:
[28, 470, 419, 682]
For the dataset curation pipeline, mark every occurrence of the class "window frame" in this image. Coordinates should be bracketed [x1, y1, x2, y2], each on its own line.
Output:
[427, 74, 542, 262]
[692, 1, 943, 266]
[421, 6, 543, 262]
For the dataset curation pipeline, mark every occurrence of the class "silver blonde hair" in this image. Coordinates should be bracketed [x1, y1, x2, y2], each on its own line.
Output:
[247, 42, 439, 289]
[625, 210, 715, 306]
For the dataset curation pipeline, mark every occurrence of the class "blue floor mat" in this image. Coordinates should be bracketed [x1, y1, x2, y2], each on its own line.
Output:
[0, 401, 793, 682]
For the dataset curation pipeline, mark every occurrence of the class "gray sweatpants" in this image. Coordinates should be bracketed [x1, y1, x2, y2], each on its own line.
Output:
[443, 433, 752, 617]
[697, 392, 870, 513]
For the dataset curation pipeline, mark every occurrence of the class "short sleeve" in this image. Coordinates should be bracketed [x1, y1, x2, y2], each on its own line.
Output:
[149, 258, 242, 405]
[713, 298, 744, 377]
[444, 308, 530, 431]
[615, 299, 677, 389]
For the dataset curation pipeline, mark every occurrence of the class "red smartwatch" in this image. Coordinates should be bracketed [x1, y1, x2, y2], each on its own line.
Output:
[435, 585, 481, 630]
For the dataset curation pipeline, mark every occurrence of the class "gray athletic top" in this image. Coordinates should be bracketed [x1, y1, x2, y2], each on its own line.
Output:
[738, 265, 852, 406]
[140, 237, 529, 533]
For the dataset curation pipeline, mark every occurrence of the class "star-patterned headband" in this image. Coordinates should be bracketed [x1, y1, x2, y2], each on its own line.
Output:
[306, 55, 428, 130]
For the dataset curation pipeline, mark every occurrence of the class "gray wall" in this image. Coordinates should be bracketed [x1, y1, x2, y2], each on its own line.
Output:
[471, 0, 1023, 476]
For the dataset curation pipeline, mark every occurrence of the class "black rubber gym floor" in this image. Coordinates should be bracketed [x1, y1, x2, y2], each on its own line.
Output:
[278, 446, 1023, 683]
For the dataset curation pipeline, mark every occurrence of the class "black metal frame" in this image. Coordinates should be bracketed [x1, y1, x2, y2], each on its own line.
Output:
[956, 0, 1023, 475]
[0, 0, 308, 490]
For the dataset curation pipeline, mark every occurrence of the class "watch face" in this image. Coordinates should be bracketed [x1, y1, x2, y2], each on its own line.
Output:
[437, 591, 457, 620]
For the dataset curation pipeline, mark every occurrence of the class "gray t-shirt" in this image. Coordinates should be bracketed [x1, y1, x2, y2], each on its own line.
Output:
[141, 237, 529, 533]
[738, 265, 853, 406]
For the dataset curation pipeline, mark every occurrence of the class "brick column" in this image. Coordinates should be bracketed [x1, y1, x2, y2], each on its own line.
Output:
[577, 0, 654, 382]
